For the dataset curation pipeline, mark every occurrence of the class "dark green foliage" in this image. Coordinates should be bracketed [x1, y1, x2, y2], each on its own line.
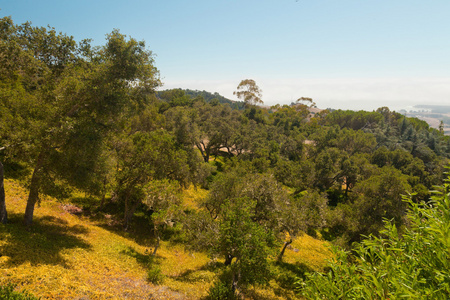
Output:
[186, 196, 276, 298]
[158, 89, 193, 107]
[324, 109, 384, 131]
[215, 198, 274, 291]
[113, 128, 207, 229]
[271, 104, 309, 133]
[299, 174, 450, 299]
[0, 284, 39, 300]
[204, 168, 289, 226]
[207, 270, 238, 300]
[272, 261, 312, 291]
[146, 263, 165, 284]
[327, 166, 411, 245]
[183, 89, 244, 110]
[0, 17, 161, 226]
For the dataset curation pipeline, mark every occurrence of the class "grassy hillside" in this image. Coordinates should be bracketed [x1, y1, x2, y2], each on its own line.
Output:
[0, 180, 332, 299]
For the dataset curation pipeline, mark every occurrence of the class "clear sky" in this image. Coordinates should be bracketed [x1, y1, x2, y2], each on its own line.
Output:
[2, 0, 450, 111]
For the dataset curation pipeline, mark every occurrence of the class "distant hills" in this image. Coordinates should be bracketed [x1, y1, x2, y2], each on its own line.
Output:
[158, 89, 245, 110]
[399, 105, 450, 135]
[157, 89, 450, 135]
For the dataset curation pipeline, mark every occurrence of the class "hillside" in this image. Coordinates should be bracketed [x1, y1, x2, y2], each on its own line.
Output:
[3, 17, 450, 300]
[402, 105, 450, 135]
[0, 180, 331, 299]
[158, 89, 245, 110]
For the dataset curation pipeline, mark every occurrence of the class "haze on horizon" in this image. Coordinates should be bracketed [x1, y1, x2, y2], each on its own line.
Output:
[2, 0, 449, 112]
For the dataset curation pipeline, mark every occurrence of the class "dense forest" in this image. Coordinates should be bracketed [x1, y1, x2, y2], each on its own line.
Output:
[1, 17, 450, 299]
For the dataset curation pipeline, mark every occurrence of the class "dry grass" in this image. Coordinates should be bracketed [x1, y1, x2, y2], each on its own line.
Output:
[180, 185, 208, 211]
[0, 179, 332, 299]
[0, 180, 199, 299]
[283, 234, 332, 271]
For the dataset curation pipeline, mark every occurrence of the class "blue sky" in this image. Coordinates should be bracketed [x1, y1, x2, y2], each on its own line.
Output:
[2, 0, 450, 111]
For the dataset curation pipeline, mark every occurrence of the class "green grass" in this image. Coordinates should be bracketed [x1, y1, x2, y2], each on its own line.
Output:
[0, 179, 332, 299]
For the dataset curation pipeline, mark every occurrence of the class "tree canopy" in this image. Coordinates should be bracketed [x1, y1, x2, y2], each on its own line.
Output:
[233, 79, 263, 107]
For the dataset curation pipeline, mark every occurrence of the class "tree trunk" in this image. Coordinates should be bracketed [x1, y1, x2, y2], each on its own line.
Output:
[231, 267, 240, 297]
[276, 239, 293, 262]
[152, 229, 160, 256]
[0, 161, 7, 224]
[24, 166, 42, 226]
[99, 193, 106, 210]
[124, 195, 131, 230]
[99, 177, 108, 210]
[195, 141, 209, 163]
[24, 152, 46, 226]
[224, 254, 233, 265]
[124, 197, 140, 231]
[231, 273, 238, 295]
[344, 181, 350, 197]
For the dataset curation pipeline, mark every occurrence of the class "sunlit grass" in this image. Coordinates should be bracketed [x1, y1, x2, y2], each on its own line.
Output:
[0, 179, 332, 299]
[0, 180, 211, 299]
[283, 233, 332, 271]
[181, 184, 208, 211]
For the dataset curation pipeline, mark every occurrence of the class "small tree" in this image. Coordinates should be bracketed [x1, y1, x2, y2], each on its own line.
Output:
[277, 190, 328, 262]
[143, 179, 181, 256]
[233, 79, 263, 107]
[213, 198, 274, 296]
[113, 130, 191, 229]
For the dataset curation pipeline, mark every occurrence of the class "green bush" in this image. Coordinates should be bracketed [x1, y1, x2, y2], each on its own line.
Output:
[146, 264, 165, 284]
[207, 279, 237, 300]
[0, 284, 39, 300]
[298, 173, 450, 299]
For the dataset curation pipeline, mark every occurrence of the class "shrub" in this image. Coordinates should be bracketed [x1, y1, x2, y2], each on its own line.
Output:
[297, 173, 450, 299]
[207, 279, 237, 300]
[146, 264, 164, 284]
[0, 283, 39, 300]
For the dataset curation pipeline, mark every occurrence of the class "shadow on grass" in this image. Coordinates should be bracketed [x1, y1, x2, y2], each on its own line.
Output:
[269, 261, 312, 299]
[120, 246, 164, 267]
[168, 260, 221, 284]
[0, 213, 91, 268]
[69, 196, 98, 214]
[94, 214, 155, 248]
[177, 259, 221, 274]
[73, 199, 155, 247]
[275, 261, 312, 280]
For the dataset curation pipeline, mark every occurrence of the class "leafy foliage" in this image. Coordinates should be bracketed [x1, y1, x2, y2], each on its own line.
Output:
[0, 16, 161, 225]
[299, 174, 450, 299]
[213, 198, 274, 295]
[0, 284, 39, 300]
[207, 278, 237, 300]
[146, 261, 165, 284]
[233, 79, 263, 107]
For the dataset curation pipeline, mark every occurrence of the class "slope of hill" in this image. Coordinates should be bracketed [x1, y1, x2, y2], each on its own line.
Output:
[183, 89, 245, 110]
[158, 89, 245, 110]
[0, 180, 331, 299]
[401, 105, 450, 135]
[0, 180, 198, 299]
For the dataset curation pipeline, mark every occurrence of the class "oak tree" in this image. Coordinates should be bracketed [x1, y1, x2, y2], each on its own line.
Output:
[0, 18, 160, 226]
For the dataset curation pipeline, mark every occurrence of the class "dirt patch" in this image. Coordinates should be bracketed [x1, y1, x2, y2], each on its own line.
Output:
[78, 276, 189, 300]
